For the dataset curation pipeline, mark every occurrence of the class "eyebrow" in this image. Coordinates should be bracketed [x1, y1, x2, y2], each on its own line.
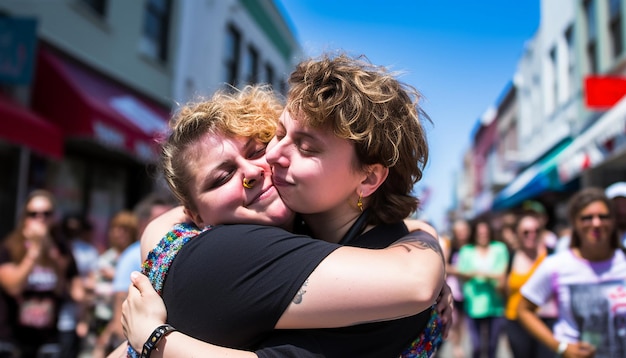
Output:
[242, 137, 257, 151]
[287, 125, 325, 144]
[278, 117, 322, 141]
[195, 137, 255, 191]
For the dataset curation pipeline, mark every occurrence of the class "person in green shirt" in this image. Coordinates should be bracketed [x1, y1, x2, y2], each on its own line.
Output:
[457, 219, 509, 358]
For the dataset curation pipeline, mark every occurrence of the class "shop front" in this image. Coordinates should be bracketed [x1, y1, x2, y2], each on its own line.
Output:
[557, 96, 626, 189]
[0, 93, 64, 238]
[30, 45, 171, 248]
[492, 139, 577, 212]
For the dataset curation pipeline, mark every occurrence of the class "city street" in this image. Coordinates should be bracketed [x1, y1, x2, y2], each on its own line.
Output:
[437, 332, 512, 358]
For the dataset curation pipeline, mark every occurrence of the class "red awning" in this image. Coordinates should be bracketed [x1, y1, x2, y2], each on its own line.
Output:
[0, 93, 63, 159]
[31, 47, 171, 162]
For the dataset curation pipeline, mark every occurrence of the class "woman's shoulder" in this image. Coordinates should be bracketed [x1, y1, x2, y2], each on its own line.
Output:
[490, 240, 509, 252]
[212, 223, 294, 237]
[536, 249, 575, 270]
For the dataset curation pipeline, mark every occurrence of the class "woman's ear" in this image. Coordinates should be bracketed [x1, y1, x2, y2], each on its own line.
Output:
[183, 207, 204, 227]
[360, 164, 389, 197]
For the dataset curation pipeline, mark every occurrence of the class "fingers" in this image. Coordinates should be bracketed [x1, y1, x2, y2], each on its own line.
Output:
[130, 271, 153, 294]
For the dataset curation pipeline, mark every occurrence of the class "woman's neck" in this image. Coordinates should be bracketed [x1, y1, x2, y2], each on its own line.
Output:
[301, 209, 361, 244]
[520, 245, 542, 261]
[574, 245, 614, 262]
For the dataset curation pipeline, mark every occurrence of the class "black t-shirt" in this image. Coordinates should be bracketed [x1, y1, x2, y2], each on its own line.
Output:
[161, 224, 340, 349]
[256, 223, 434, 358]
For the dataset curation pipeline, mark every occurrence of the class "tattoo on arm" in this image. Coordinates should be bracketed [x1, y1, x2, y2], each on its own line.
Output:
[292, 279, 308, 304]
[393, 232, 444, 264]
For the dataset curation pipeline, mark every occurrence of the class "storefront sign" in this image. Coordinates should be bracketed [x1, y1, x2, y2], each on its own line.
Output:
[558, 97, 626, 183]
[585, 76, 626, 109]
[94, 120, 126, 150]
[0, 17, 38, 84]
[110, 95, 168, 135]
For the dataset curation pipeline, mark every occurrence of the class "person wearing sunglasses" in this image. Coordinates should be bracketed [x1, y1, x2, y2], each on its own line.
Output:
[504, 212, 557, 358]
[0, 189, 82, 358]
[518, 187, 626, 358]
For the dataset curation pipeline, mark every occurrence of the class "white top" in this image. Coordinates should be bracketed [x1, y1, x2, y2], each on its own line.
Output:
[521, 249, 626, 357]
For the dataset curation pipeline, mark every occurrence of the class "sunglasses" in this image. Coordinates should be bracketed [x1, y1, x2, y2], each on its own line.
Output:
[26, 210, 53, 219]
[522, 229, 540, 237]
[579, 214, 611, 223]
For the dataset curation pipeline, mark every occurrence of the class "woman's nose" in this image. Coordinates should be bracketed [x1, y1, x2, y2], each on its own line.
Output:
[266, 138, 289, 167]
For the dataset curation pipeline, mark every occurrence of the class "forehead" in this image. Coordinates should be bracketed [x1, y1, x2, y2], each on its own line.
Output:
[281, 110, 352, 148]
[188, 132, 237, 159]
[579, 200, 610, 215]
[518, 216, 539, 227]
[27, 196, 53, 209]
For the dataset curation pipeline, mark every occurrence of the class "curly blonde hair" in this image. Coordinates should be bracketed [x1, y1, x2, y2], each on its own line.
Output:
[287, 53, 430, 224]
[161, 85, 283, 211]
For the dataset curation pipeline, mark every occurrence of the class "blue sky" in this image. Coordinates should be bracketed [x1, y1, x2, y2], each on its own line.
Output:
[275, 1, 540, 231]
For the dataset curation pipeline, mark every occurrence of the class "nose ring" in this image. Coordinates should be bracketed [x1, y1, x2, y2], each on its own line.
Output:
[243, 178, 255, 189]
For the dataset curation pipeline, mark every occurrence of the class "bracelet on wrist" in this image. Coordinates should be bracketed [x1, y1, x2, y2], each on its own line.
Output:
[140, 324, 177, 358]
[556, 341, 568, 356]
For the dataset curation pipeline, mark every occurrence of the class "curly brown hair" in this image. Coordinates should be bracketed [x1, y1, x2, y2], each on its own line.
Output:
[160, 85, 283, 212]
[286, 53, 431, 224]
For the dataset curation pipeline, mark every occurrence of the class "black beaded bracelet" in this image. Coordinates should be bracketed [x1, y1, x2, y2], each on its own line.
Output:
[140, 324, 177, 358]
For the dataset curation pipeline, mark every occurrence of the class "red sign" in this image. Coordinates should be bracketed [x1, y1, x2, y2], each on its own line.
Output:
[585, 76, 626, 109]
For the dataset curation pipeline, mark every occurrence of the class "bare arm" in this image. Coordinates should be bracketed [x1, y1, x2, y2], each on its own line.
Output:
[140, 206, 189, 260]
[276, 230, 444, 328]
[0, 252, 39, 296]
[517, 296, 595, 358]
[118, 272, 257, 358]
[140, 210, 444, 328]
[122, 214, 445, 357]
[122, 229, 444, 356]
[403, 218, 440, 241]
[0, 221, 52, 296]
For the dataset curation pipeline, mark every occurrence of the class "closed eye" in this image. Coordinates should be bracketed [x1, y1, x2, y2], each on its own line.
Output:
[248, 144, 267, 159]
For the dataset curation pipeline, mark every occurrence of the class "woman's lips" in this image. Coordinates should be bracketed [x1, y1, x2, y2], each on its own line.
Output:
[248, 185, 282, 207]
[271, 175, 291, 187]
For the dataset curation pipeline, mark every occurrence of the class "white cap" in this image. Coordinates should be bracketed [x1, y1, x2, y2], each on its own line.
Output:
[605, 182, 626, 199]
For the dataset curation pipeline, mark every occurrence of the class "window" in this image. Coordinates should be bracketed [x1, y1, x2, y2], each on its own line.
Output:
[81, 0, 107, 16]
[140, 0, 171, 62]
[222, 25, 241, 88]
[565, 25, 575, 97]
[584, 0, 596, 42]
[584, 0, 598, 73]
[265, 63, 274, 89]
[587, 41, 598, 74]
[609, 0, 623, 59]
[243, 45, 259, 85]
[549, 46, 558, 109]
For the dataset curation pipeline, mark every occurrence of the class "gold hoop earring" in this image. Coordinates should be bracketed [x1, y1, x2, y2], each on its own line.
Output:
[357, 193, 363, 212]
[243, 178, 255, 189]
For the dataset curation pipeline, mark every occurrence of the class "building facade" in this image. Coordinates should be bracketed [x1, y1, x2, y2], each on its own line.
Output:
[456, 0, 626, 228]
[0, 0, 300, 246]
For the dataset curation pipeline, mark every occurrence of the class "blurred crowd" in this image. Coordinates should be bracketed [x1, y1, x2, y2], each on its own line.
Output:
[0, 190, 175, 358]
[438, 182, 626, 358]
[1, 181, 626, 358]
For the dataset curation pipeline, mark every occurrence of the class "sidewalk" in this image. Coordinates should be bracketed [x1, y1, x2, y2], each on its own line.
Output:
[436, 333, 512, 358]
